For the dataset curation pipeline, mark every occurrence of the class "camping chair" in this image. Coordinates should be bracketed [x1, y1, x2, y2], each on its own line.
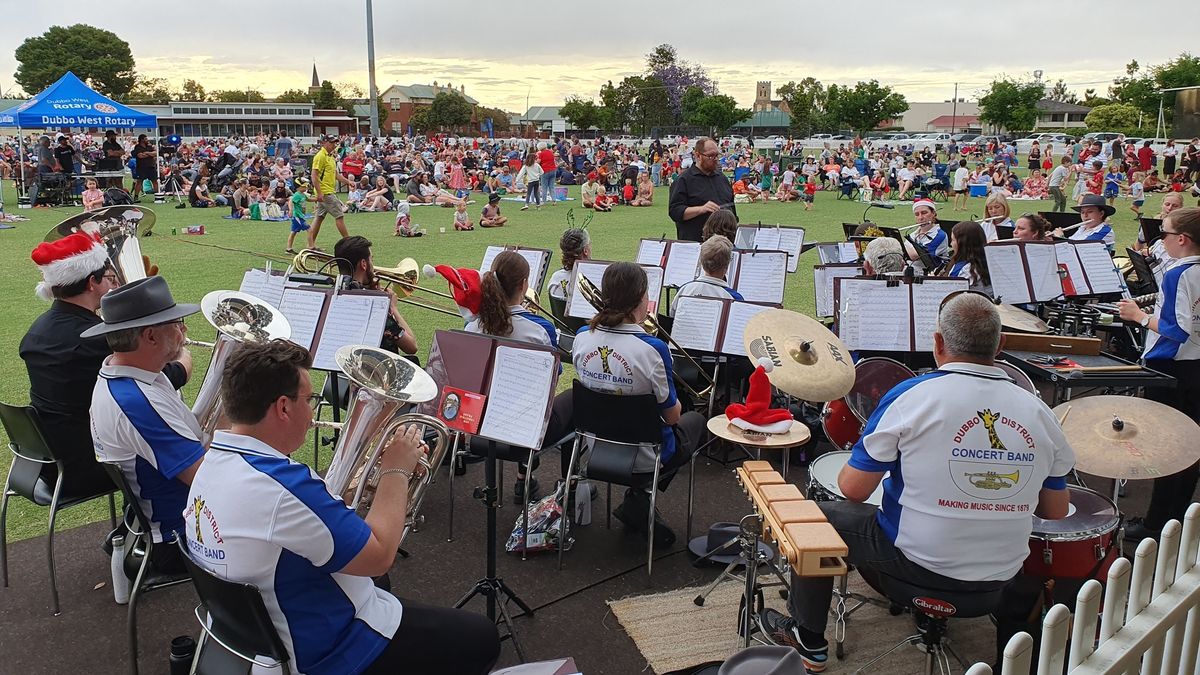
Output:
[837, 179, 860, 201]
[926, 164, 951, 202]
[0, 402, 117, 615]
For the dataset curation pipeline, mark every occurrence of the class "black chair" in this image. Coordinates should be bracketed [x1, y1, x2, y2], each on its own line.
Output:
[101, 463, 192, 675]
[559, 382, 676, 579]
[856, 572, 1007, 675]
[177, 540, 291, 674]
[0, 402, 116, 615]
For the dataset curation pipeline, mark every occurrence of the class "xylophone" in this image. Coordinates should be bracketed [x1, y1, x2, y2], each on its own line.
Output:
[736, 460, 848, 577]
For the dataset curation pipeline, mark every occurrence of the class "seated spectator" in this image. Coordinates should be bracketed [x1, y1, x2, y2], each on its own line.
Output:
[362, 175, 393, 211]
[1144, 170, 1167, 193]
[593, 185, 613, 212]
[189, 176, 216, 208]
[481, 192, 507, 227]
[229, 179, 251, 218]
[581, 172, 601, 208]
[1022, 170, 1047, 199]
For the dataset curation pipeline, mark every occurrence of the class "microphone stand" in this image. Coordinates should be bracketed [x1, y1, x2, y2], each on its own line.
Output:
[862, 201, 894, 223]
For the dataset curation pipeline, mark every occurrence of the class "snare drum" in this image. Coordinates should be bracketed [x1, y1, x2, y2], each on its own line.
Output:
[821, 358, 915, 450]
[1024, 486, 1119, 580]
[993, 360, 1037, 396]
[807, 450, 884, 506]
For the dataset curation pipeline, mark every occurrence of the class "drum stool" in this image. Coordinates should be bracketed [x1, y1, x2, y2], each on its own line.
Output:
[855, 574, 1005, 675]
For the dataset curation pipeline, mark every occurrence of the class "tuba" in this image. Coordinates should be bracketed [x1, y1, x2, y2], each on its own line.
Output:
[44, 205, 156, 285]
[190, 291, 292, 440]
[320, 346, 451, 544]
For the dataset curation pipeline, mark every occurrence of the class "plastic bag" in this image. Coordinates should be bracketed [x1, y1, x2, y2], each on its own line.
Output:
[506, 492, 572, 554]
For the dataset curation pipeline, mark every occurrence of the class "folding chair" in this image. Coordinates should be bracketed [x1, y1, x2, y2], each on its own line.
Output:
[0, 402, 117, 615]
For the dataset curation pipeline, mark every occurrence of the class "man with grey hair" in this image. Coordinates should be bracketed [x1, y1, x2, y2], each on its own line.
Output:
[862, 237, 907, 276]
[668, 137, 735, 242]
[762, 292, 1075, 671]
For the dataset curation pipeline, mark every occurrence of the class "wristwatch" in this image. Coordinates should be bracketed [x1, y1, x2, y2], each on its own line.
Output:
[1139, 315, 1151, 328]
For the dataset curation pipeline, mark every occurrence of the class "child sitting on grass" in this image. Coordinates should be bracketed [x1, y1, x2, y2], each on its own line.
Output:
[454, 201, 474, 230]
[394, 201, 426, 237]
[593, 185, 613, 212]
[480, 192, 507, 227]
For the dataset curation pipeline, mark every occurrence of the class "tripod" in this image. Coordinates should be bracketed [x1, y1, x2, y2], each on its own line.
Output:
[455, 439, 533, 660]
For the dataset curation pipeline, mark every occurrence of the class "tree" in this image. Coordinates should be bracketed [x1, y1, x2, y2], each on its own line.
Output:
[599, 80, 631, 132]
[125, 76, 173, 104]
[643, 43, 713, 123]
[1081, 88, 1111, 107]
[1110, 60, 1159, 120]
[777, 78, 830, 137]
[274, 89, 312, 103]
[824, 80, 908, 136]
[428, 91, 473, 131]
[180, 79, 206, 102]
[1085, 103, 1141, 130]
[623, 75, 672, 135]
[978, 77, 1045, 133]
[559, 96, 601, 132]
[313, 80, 346, 112]
[1047, 79, 1079, 105]
[477, 106, 511, 133]
[684, 94, 751, 135]
[210, 89, 265, 103]
[408, 107, 432, 133]
[14, 24, 136, 99]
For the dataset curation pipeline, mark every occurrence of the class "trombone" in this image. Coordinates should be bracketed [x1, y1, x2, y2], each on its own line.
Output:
[523, 287, 574, 333]
[291, 249, 462, 318]
[575, 275, 715, 401]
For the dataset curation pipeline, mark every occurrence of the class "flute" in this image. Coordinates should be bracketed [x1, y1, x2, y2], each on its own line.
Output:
[1056, 219, 1091, 234]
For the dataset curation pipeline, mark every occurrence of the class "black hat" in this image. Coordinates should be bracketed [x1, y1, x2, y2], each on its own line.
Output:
[687, 522, 774, 565]
[81, 276, 199, 338]
[1072, 193, 1116, 218]
[488, 192, 501, 204]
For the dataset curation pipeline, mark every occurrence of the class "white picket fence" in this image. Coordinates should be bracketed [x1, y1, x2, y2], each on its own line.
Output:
[966, 503, 1200, 674]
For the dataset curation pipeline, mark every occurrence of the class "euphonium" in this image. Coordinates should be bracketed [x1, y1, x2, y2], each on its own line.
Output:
[44, 205, 156, 285]
[190, 291, 292, 441]
[321, 346, 450, 544]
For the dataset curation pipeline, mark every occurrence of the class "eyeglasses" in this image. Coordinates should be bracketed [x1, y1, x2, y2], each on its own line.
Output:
[154, 318, 186, 329]
[102, 273, 118, 283]
[1162, 228, 1191, 241]
[698, 152, 719, 159]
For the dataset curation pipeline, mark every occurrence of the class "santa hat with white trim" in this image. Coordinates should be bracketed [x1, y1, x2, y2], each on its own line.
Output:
[912, 197, 937, 213]
[30, 232, 109, 301]
[725, 358, 795, 435]
[423, 263, 482, 320]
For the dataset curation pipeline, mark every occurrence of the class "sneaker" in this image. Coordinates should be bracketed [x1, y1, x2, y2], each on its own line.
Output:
[759, 608, 828, 673]
[513, 478, 540, 505]
[1124, 517, 1161, 543]
[520, 205, 529, 211]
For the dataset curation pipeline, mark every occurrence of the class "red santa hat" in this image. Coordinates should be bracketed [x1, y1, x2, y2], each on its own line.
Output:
[912, 197, 936, 213]
[30, 232, 109, 301]
[725, 358, 795, 434]
[423, 263, 482, 319]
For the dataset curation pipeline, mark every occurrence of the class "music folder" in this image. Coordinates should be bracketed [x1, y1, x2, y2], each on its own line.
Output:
[479, 245, 552, 295]
[814, 264, 862, 318]
[566, 259, 665, 320]
[275, 286, 390, 371]
[1038, 211, 1080, 231]
[731, 249, 788, 305]
[669, 296, 775, 357]
[1053, 240, 1125, 297]
[984, 240, 1064, 305]
[636, 237, 704, 288]
[734, 224, 805, 272]
[1124, 247, 1159, 295]
[833, 276, 968, 352]
[421, 330, 561, 450]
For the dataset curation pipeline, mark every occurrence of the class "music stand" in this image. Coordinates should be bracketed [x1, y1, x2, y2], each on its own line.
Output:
[1125, 247, 1159, 296]
[1139, 218, 1164, 246]
[1038, 210, 1079, 231]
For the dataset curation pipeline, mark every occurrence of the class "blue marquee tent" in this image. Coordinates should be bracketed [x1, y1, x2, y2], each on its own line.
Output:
[0, 71, 156, 128]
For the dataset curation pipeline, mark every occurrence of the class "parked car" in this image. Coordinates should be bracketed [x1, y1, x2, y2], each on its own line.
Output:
[612, 135, 640, 145]
[658, 134, 682, 146]
[950, 133, 977, 143]
[719, 135, 748, 146]
[809, 133, 834, 140]
[1083, 132, 1122, 144]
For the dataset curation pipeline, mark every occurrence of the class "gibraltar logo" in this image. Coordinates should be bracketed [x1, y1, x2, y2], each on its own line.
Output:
[94, 103, 117, 114]
[913, 597, 956, 617]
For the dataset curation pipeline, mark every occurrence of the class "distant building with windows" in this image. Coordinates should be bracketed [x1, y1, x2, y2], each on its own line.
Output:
[751, 82, 790, 113]
[1034, 99, 1091, 129]
[379, 81, 479, 134]
[145, 101, 356, 139]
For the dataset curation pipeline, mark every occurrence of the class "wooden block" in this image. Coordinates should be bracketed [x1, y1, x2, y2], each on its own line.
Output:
[742, 460, 774, 472]
[748, 470, 785, 487]
[759, 484, 805, 503]
[770, 500, 825, 525]
[784, 522, 849, 577]
[1002, 333, 1101, 356]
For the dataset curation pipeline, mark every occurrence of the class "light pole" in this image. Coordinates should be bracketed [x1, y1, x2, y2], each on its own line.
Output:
[366, 0, 380, 136]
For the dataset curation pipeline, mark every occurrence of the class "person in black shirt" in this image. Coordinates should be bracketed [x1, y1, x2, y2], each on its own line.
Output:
[131, 134, 157, 200]
[669, 137, 736, 242]
[53, 136, 77, 179]
[333, 235, 418, 356]
[98, 130, 125, 188]
[20, 233, 192, 496]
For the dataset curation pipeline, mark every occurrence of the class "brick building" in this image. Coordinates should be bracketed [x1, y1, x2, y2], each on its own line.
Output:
[378, 81, 479, 134]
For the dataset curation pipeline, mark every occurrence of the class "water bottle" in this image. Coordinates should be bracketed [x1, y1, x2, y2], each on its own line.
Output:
[169, 636, 196, 675]
[111, 534, 130, 604]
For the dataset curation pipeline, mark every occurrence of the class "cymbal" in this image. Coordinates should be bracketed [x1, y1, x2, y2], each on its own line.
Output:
[997, 304, 1049, 333]
[744, 309, 855, 402]
[1055, 396, 1200, 480]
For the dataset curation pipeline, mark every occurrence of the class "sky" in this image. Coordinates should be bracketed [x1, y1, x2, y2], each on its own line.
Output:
[0, 2, 1190, 112]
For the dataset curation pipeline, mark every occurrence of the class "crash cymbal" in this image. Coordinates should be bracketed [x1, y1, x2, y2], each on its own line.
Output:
[996, 304, 1049, 334]
[1055, 396, 1200, 480]
[744, 309, 855, 402]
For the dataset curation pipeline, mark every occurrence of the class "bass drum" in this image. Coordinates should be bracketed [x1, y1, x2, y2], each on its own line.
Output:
[807, 450, 884, 505]
[1024, 486, 1120, 580]
[993, 360, 1037, 396]
[821, 358, 915, 450]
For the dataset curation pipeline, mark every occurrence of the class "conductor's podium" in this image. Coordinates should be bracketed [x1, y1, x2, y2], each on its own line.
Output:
[736, 460, 848, 577]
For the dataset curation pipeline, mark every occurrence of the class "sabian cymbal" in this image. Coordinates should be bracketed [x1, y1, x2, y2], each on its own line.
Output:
[1055, 396, 1200, 480]
[997, 304, 1050, 333]
[744, 309, 855, 402]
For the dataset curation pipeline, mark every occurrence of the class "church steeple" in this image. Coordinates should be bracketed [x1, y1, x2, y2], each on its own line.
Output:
[309, 62, 321, 94]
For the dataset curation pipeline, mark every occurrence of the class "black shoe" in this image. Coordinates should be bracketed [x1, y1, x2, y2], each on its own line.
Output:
[1124, 517, 1161, 543]
[513, 478, 540, 505]
[759, 608, 828, 673]
[613, 489, 676, 546]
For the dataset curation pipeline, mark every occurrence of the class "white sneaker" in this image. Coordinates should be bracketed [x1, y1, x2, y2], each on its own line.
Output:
[520, 205, 529, 211]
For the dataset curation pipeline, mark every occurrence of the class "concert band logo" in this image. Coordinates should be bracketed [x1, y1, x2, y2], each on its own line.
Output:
[192, 496, 206, 544]
[946, 407, 1036, 501]
[597, 345, 614, 375]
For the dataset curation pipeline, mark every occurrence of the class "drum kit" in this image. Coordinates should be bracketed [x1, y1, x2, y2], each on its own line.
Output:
[820, 358, 914, 451]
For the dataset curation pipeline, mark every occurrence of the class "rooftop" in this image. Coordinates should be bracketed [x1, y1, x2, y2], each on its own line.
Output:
[1036, 98, 1092, 114]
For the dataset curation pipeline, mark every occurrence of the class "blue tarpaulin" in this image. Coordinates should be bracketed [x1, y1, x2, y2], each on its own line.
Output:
[0, 71, 156, 128]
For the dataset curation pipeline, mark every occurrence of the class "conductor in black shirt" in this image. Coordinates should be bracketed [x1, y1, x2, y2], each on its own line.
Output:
[19, 233, 192, 496]
[668, 137, 736, 242]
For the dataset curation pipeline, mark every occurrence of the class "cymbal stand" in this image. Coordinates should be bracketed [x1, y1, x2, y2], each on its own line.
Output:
[692, 522, 785, 610]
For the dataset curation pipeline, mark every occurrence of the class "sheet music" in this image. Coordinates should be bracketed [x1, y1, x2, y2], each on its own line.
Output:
[1025, 243, 1063, 302]
[838, 242, 859, 263]
[837, 279, 911, 351]
[278, 287, 327, 350]
[642, 265, 665, 316]
[239, 269, 286, 308]
[478, 346, 556, 449]
[724, 250, 740, 286]
[985, 244, 1032, 305]
[912, 280, 968, 351]
[516, 249, 548, 291]
[734, 251, 787, 305]
[662, 241, 702, 287]
[636, 239, 667, 267]
[566, 261, 609, 319]
[1074, 241, 1124, 294]
[749, 227, 804, 272]
[1054, 242, 1090, 295]
[311, 294, 390, 371]
[814, 266, 861, 317]
[478, 245, 504, 274]
[817, 244, 841, 265]
[734, 227, 757, 249]
[669, 296, 723, 352]
[753, 228, 781, 251]
[720, 302, 773, 356]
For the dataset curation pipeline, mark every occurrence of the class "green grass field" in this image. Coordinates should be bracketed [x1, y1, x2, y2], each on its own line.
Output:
[0, 180, 1158, 541]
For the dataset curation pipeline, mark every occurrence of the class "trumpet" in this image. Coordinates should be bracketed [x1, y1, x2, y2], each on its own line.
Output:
[575, 275, 715, 401]
[321, 345, 451, 546]
[291, 249, 462, 317]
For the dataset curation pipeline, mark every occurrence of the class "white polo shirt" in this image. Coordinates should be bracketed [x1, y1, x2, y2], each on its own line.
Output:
[669, 274, 744, 316]
[465, 305, 557, 348]
[847, 362, 1075, 582]
[1144, 256, 1200, 361]
[909, 226, 950, 269]
[547, 268, 572, 301]
[186, 431, 401, 675]
[91, 359, 206, 543]
[573, 323, 678, 461]
[1069, 220, 1115, 251]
